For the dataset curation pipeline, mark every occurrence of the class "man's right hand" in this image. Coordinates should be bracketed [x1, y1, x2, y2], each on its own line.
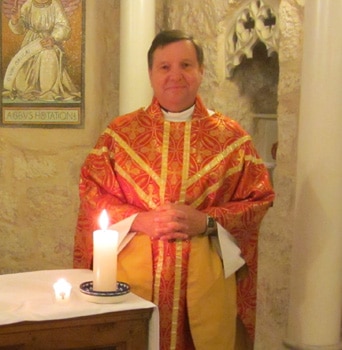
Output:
[131, 207, 190, 241]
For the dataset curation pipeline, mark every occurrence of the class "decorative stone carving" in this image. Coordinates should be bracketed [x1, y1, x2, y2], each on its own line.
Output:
[226, 0, 279, 78]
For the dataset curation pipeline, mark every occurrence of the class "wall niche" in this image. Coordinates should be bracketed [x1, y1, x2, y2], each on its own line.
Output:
[225, 0, 279, 171]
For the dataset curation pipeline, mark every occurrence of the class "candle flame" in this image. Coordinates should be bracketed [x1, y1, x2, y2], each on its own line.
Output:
[55, 278, 68, 286]
[99, 209, 109, 230]
[53, 278, 72, 301]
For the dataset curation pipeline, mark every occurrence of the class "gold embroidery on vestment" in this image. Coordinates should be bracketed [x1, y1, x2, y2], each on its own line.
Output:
[160, 122, 171, 202]
[191, 163, 244, 208]
[245, 154, 264, 164]
[108, 129, 161, 183]
[115, 163, 157, 209]
[153, 122, 170, 311]
[186, 135, 251, 187]
[170, 241, 184, 349]
[179, 122, 191, 203]
[90, 146, 109, 156]
[153, 240, 164, 306]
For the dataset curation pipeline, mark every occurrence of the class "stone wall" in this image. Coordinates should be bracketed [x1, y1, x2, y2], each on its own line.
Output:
[0, 0, 304, 348]
[0, 0, 121, 273]
[255, 1, 303, 348]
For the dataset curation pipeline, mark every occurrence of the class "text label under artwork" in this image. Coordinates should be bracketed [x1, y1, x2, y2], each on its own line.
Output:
[2, 107, 81, 125]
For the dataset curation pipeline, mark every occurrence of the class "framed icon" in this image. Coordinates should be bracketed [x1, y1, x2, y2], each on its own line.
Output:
[1, 0, 85, 128]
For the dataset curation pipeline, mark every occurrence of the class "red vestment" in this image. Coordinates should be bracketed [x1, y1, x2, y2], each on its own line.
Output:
[74, 96, 275, 349]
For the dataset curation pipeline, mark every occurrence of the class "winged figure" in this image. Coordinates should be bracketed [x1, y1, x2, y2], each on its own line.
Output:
[2, 0, 82, 102]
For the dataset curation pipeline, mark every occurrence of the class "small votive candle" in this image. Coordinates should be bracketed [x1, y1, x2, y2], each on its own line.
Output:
[53, 278, 72, 302]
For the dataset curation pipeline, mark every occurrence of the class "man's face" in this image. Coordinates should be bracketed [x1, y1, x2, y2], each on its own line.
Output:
[149, 40, 204, 113]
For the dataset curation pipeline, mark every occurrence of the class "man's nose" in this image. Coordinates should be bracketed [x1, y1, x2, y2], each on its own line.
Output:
[169, 67, 183, 80]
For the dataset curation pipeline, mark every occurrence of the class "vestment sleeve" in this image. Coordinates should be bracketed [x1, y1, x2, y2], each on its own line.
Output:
[204, 138, 274, 339]
[207, 138, 274, 264]
[73, 129, 144, 268]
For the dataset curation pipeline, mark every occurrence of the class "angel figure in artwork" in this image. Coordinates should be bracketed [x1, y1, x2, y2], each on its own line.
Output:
[2, 0, 81, 102]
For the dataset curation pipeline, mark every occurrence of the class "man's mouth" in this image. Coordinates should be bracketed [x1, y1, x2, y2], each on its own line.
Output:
[166, 85, 185, 91]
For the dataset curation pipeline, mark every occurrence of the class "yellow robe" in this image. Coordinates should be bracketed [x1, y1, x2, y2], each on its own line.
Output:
[74, 96, 275, 349]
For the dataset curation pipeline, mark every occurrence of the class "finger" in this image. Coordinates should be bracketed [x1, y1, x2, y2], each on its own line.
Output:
[156, 203, 172, 212]
[155, 209, 187, 223]
[155, 220, 188, 234]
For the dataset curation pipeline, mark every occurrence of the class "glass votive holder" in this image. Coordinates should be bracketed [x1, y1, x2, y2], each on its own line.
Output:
[53, 278, 72, 302]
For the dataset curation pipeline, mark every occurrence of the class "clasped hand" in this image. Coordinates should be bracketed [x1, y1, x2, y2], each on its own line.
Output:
[132, 203, 207, 241]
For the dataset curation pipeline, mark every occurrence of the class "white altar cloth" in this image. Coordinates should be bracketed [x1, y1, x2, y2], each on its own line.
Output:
[0, 269, 159, 349]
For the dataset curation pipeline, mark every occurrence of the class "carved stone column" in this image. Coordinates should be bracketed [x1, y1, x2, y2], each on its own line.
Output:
[119, 0, 155, 115]
[284, 1, 342, 349]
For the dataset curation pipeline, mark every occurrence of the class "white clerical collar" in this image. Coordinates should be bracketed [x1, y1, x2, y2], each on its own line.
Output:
[162, 105, 195, 122]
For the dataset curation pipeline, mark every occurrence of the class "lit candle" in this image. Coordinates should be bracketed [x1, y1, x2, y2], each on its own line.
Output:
[93, 210, 118, 292]
[53, 278, 72, 302]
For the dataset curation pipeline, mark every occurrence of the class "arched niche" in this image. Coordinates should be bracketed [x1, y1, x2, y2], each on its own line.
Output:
[226, 0, 279, 79]
[226, 0, 279, 174]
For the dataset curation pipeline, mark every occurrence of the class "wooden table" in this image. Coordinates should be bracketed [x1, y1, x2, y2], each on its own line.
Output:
[0, 308, 153, 349]
[0, 269, 158, 350]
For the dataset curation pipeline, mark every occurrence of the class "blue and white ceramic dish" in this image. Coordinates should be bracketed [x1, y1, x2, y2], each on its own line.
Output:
[79, 281, 130, 304]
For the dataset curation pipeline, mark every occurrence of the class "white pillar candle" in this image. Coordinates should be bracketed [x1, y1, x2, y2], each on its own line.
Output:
[93, 210, 118, 292]
[285, 0, 342, 348]
[53, 278, 72, 302]
[119, 0, 155, 115]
